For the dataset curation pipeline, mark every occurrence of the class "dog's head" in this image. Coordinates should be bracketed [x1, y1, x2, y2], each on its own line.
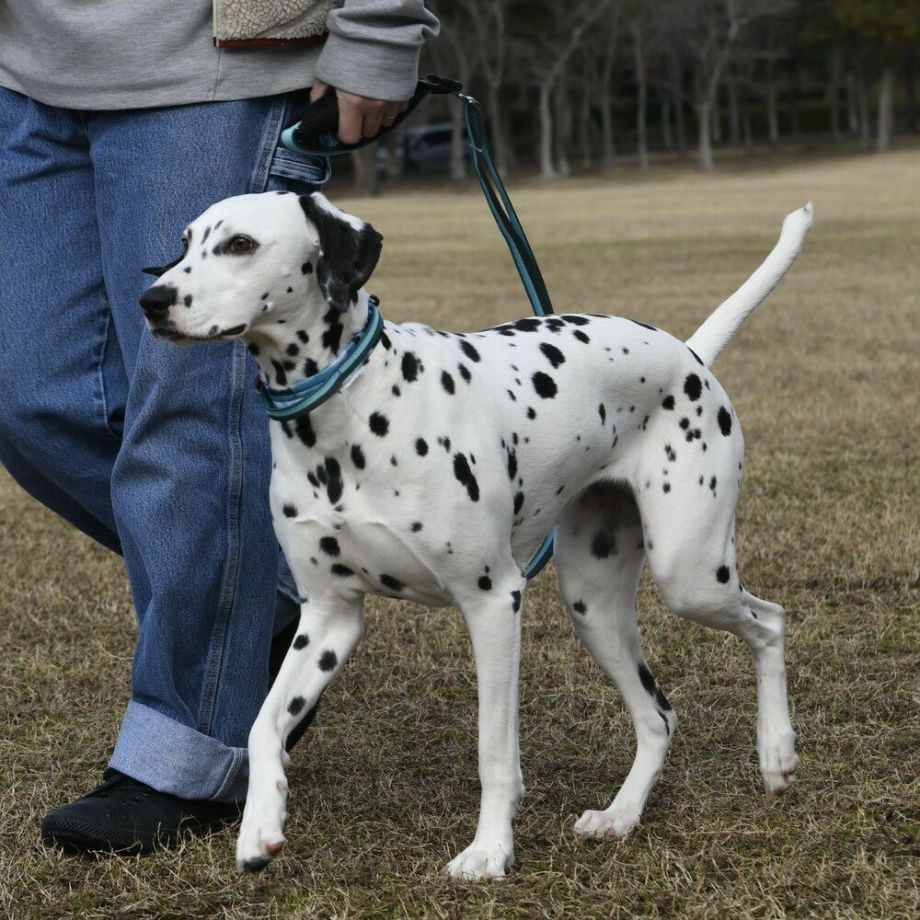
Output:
[139, 191, 383, 342]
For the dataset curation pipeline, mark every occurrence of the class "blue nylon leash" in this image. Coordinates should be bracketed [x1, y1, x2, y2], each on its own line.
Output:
[279, 77, 555, 577]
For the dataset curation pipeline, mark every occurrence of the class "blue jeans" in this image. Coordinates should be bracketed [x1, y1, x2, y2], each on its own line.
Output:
[0, 87, 329, 802]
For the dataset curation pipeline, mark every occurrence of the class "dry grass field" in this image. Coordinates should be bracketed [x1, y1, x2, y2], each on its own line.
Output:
[1, 150, 918, 918]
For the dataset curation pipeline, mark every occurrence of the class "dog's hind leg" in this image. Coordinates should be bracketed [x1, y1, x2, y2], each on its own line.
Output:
[554, 483, 676, 839]
[236, 595, 365, 872]
[444, 568, 527, 881]
[641, 463, 798, 798]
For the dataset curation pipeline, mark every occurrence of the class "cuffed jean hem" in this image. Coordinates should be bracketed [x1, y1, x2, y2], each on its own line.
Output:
[109, 701, 247, 802]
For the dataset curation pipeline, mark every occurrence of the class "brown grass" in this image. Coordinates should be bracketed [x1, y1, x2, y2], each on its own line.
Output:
[1, 151, 919, 919]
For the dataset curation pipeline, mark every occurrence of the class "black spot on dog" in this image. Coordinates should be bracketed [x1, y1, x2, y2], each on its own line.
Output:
[716, 565, 731, 584]
[324, 457, 343, 503]
[380, 574, 404, 592]
[288, 696, 305, 715]
[380, 331, 391, 350]
[331, 563, 354, 577]
[319, 536, 340, 556]
[271, 360, 287, 386]
[591, 531, 615, 558]
[718, 407, 732, 436]
[183, 294, 193, 307]
[572, 330, 590, 344]
[573, 600, 587, 615]
[460, 340, 481, 363]
[598, 403, 606, 425]
[511, 590, 522, 612]
[532, 372, 557, 399]
[513, 492, 524, 514]
[441, 370, 455, 394]
[297, 330, 309, 344]
[665, 444, 677, 462]
[526, 407, 536, 420]
[630, 319, 657, 331]
[478, 575, 492, 590]
[453, 453, 480, 501]
[410, 521, 423, 532]
[301, 261, 313, 274]
[415, 437, 428, 456]
[684, 374, 702, 401]
[351, 444, 366, 469]
[679, 417, 690, 430]
[321, 308, 344, 353]
[688, 346, 704, 366]
[539, 342, 565, 368]
[401, 352, 420, 382]
[514, 318, 541, 332]
[561, 314, 590, 325]
[293, 634, 309, 650]
[303, 358, 319, 376]
[286, 343, 299, 357]
[709, 476, 717, 492]
[318, 650, 337, 671]
[283, 504, 297, 518]
[506, 448, 518, 480]
[663, 482, 671, 493]
[369, 412, 389, 436]
[662, 395, 675, 410]
[458, 363, 471, 383]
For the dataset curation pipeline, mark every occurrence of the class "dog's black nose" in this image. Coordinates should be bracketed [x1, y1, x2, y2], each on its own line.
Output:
[139, 285, 177, 316]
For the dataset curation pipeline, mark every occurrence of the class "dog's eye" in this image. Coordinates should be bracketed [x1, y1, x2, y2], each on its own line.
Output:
[228, 235, 256, 254]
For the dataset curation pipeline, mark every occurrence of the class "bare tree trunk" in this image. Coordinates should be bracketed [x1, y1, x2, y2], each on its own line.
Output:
[538, 78, 555, 179]
[633, 24, 648, 170]
[906, 52, 919, 132]
[385, 129, 402, 182]
[670, 54, 687, 156]
[554, 80, 572, 176]
[767, 80, 780, 147]
[856, 62, 871, 150]
[600, 85, 616, 171]
[661, 91, 673, 151]
[351, 146, 379, 196]
[877, 64, 895, 152]
[697, 98, 713, 170]
[829, 43, 843, 141]
[448, 95, 467, 186]
[846, 70, 859, 134]
[486, 84, 510, 176]
[743, 107, 753, 149]
[728, 81, 740, 146]
[578, 85, 593, 170]
[711, 84, 723, 144]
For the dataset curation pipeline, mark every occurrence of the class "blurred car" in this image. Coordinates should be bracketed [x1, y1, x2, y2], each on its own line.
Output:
[376, 121, 469, 175]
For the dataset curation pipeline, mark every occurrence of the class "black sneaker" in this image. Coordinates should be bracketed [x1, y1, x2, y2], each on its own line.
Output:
[40, 769, 241, 854]
[269, 612, 320, 752]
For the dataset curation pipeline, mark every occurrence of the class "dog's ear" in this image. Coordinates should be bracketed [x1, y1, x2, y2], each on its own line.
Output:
[141, 257, 181, 277]
[299, 193, 383, 312]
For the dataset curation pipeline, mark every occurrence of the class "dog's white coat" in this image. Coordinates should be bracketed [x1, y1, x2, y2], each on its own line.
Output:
[147, 192, 812, 879]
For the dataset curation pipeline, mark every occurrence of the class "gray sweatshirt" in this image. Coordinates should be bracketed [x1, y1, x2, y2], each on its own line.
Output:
[0, 1, 438, 109]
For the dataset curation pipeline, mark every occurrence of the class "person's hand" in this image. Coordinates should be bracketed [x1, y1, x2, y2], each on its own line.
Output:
[310, 80, 409, 144]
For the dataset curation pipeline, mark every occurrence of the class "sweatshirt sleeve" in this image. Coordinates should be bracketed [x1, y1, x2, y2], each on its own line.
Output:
[315, 0, 439, 101]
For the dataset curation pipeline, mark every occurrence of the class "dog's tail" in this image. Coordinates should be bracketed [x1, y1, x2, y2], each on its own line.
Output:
[685, 203, 813, 368]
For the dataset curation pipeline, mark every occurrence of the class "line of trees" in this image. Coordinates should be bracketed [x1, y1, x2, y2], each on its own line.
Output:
[412, 0, 920, 181]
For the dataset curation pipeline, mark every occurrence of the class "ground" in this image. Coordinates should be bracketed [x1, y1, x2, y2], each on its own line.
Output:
[1, 150, 918, 919]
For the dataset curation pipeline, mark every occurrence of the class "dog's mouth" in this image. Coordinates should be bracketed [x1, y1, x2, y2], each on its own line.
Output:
[148, 321, 248, 342]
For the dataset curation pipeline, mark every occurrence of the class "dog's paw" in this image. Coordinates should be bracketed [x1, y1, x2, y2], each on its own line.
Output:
[235, 798, 287, 872]
[760, 730, 799, 798]
[443, 841, 514, 881]
[574, 806, 639, 839]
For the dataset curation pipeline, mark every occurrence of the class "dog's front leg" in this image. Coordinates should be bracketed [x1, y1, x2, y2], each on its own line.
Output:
[236, 595, 365, 871]
[444, 575, 526, 881]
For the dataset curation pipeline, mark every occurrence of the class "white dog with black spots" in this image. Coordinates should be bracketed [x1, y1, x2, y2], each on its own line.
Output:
[140, 191, 812, 880]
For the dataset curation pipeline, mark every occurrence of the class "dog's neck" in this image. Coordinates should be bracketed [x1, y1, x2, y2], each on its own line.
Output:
[243, 287, 371, 390]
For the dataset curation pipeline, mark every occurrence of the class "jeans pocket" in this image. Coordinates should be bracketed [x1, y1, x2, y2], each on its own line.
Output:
[266, 147, 331, 193]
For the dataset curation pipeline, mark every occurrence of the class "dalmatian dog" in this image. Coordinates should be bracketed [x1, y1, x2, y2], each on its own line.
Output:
[140, 191, 812, 880]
